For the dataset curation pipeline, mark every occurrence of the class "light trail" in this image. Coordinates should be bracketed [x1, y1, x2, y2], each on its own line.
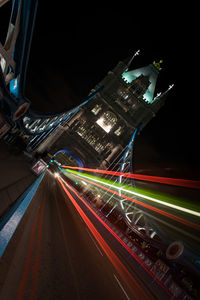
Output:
[63, 170, 200, 231]
[58, 176, 175, 298]
[17, 191, 46, 300]
[64, 169, 200, 218]
[61, 165, 200, 190]
[58, 177, 150, 300]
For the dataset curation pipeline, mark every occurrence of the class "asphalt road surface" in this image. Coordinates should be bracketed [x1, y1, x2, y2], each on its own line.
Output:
[0, 170, 167, 300]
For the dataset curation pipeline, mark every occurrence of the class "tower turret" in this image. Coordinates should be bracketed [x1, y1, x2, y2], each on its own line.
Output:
[121, 61, 161, 104]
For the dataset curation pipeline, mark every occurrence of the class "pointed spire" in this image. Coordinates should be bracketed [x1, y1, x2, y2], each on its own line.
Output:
[168, 83, 174, 90]
[124, 50, 140, 69]
[153, 83, 174, 101]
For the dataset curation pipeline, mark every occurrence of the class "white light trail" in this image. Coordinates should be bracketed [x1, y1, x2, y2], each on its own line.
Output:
[66, 171, 200, 218]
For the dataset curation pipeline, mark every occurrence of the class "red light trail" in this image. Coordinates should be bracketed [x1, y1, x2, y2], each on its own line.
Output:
[17, 191, 46, 300]
[58, 177, 177, 298]
[61, 165, 200, 190]
[65, 172, 200, 231]
[58, 177, 150, 300]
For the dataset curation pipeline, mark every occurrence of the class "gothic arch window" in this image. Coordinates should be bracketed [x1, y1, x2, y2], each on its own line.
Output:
[91, 104, 102, 115]
[117, 89, 129, 100]
[114, 126, 123, 136]
[96, 111, 117, 133]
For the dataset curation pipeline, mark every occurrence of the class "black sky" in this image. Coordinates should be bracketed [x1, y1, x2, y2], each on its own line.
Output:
[2, 2, 199, 178]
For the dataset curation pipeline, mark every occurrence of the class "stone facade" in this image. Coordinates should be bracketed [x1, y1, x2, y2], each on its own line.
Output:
[48, 56, 168, 169]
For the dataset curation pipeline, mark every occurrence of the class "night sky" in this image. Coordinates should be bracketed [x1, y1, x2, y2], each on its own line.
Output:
[2, 2, 199, 178]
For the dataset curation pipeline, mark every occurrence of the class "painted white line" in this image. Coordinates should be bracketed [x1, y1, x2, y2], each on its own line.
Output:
[113, 273, 130, 300]
[0, 171, 46, 258]
[86, 228, 103, 256]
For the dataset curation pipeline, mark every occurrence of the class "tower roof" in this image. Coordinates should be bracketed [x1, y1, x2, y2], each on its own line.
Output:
[122, 63, 160, 104]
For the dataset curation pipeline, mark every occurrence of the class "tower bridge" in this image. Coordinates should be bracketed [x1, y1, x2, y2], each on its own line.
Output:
[47, 52, 173, 169]
[0, 0, 176, 254]
[42, 48, 177, 272]
[1, 2, 200, 299]
[0, 0, 173, 160]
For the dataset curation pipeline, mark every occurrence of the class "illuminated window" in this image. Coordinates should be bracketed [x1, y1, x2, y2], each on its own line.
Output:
[114, 126, 122, 136]
[132, 103, 137, 109]
[117, 89, 129, 101]
[96, 111, 117, 133]
[95, 142, 105, 153]
[86, 134, 97, 146]
[76, 124, 102, 151]
[76, 124, 87, 137]
[91, 104, 102, 115]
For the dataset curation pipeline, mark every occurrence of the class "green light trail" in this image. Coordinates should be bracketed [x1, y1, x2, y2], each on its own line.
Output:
[63, 169, 200, 217]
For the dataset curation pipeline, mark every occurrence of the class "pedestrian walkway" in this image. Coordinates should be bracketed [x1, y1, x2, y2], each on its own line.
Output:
[0, 141, 36, 218]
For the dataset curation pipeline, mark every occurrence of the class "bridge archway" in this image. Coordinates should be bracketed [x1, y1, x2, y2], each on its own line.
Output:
[53, 149, 84, 168]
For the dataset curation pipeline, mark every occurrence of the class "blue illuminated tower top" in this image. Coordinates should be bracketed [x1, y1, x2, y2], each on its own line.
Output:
[122, 60, 163, 104]
[90, 51, 173, 132]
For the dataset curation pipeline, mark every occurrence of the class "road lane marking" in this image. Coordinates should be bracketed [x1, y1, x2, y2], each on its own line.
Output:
[113, 273, 130, 300]
[86, 227, 103, 256]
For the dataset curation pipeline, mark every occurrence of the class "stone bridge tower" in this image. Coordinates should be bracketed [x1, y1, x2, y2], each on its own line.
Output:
[47, 52, 173, 169]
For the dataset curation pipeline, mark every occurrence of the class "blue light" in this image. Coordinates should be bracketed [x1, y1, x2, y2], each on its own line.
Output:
[9, 78, 19, 99]
[54, 149, 84, 168]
